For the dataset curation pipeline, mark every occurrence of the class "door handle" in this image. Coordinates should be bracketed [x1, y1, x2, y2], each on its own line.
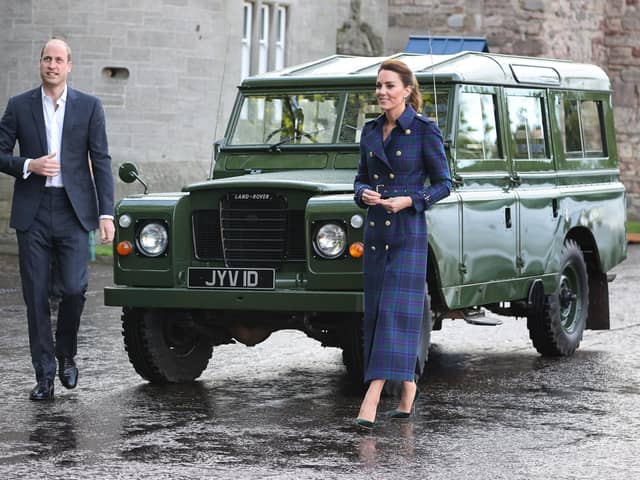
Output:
[509, 173, 522, 186]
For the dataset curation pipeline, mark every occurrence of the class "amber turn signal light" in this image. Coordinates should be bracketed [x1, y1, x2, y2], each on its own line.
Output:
[117, 241, 133, 256]
[349, 242, 364, 258]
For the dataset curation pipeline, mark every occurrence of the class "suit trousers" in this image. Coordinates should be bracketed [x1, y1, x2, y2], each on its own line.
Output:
[17, 188, 89, 382]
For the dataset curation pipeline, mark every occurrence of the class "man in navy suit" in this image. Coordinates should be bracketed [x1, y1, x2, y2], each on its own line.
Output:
[0, 38, 115, 400]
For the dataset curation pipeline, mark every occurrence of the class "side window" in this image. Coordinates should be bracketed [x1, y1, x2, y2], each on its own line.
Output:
[581, 101, 604, 156]
[422, 91, 448, 132]
[559, 96, 606, 158]
[506, 94, 548, 160]
[561, 99, 582, 154]
[456, 92, 500, 160]
[339, 92, 380, 143]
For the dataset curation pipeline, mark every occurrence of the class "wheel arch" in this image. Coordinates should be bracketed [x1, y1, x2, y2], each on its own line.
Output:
[427, 243, 447, 328]
[565, 227, 610, 330]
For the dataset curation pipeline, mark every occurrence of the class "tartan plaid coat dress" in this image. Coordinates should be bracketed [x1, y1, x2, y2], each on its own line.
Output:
[354, 105, 452, 383]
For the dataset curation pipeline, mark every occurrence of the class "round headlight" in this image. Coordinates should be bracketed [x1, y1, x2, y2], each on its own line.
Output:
[313, 223, 347, 259]
[118, 214, 132, 228]
[137, 222, 168, 257]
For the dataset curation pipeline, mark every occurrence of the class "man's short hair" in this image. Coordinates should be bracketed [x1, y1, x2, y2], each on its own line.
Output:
[40, 38, 72, 62]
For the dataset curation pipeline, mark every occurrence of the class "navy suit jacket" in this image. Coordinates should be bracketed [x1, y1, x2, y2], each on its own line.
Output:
[0, 86, 114, 232]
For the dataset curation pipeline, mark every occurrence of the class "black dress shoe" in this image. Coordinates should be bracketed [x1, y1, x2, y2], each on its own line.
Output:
[58, 357, 78, 389]
[30, 379, 54, 401]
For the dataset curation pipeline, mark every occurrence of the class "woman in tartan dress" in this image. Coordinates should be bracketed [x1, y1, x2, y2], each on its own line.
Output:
[353, 59, 452, 428]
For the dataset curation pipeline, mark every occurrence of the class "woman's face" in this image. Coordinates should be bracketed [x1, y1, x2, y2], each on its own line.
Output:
[376, 69, 411, 116]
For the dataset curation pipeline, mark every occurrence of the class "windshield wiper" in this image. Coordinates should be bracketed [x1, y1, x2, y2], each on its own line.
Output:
[268, 133, 300, 151]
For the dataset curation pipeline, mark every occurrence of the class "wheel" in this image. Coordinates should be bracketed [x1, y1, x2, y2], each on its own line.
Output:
[339, 292, 432, 390]
[121, 307, 213, 383]
[527, 240, 589, 356]
[339, 313, 364, 389]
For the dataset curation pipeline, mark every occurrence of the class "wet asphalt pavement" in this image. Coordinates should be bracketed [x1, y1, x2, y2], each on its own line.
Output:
[0, 246, 639, 479]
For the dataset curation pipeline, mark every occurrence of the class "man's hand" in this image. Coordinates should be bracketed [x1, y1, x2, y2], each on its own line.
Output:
[27, 152, 60, 176]
[99, 218, 115, 244]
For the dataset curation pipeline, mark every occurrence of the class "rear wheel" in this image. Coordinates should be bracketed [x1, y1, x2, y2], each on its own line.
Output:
[121, 308, 213, 383]
[527, 240, 589, 356]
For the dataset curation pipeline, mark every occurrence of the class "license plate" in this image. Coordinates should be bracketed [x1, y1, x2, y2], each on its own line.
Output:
[187, 267, 275, 290]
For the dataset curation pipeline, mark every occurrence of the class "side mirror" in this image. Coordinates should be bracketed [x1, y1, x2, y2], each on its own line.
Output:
[119, 162, 139, 183]
[118, 162, 149, 194]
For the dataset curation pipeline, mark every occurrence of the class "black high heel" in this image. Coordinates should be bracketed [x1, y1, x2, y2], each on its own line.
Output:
[388, 387, 420, 419]
[354, 418, 376, 430]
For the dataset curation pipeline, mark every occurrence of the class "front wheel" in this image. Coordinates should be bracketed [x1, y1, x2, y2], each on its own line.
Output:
[121, 308, 213, 383]
[527, 240, 589, 356]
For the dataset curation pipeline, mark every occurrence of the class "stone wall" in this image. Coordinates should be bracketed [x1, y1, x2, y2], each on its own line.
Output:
[0, 0, 338, 243]
[364, 0, 640, 221]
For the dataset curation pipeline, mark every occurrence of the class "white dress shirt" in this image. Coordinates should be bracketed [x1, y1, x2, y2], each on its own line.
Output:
[42, 85, 66, 187]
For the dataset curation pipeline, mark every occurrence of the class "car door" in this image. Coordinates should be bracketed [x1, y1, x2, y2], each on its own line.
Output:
[504, 88, 560, 278]
[453, 85, 519, 304]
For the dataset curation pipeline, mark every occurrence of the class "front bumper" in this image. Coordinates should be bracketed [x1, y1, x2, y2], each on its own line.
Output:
[104, 286, 364, 312]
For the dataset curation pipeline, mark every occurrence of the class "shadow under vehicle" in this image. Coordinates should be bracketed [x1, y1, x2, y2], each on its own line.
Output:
[105, 52, 627, 385]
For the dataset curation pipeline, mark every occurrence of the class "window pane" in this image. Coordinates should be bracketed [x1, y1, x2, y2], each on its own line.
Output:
[507, 95, 547, 159]
[561, 99, 582, 153]
[241, 3, 252, 80]
[456, 92, 499, 159]
[581, 100, 604, 156]
[339, 92, 380, 143]
[258, 5, 269, 74]
[422, 90, 448, 132]
[275, 6, 286, 70]
[231, 94, 340, 145]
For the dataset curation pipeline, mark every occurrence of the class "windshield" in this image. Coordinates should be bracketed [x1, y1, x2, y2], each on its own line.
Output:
[228, 90, 449, 146]
[230, 93, 340, 146]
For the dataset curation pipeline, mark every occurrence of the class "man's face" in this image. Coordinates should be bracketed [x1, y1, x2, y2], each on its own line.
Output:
[40, 41, 72, 90]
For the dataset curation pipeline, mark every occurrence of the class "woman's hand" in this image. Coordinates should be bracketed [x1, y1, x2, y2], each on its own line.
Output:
[378, 195, 413, 213]
[361, 188, 382, 206]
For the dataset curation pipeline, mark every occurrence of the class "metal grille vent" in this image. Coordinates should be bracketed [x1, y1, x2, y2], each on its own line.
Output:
[220, 193, 305, 268]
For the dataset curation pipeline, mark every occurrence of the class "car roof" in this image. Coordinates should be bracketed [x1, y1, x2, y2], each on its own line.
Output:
[240, 51, 610, 91]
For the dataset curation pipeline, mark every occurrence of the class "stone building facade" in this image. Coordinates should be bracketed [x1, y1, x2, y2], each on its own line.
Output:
[340, 0, 640, 220]
[0, 0, 638, 245]
[0, 0, 337, 242]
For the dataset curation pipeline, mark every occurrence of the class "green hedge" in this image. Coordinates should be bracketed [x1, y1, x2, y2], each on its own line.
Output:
[628, 221, 640, 234]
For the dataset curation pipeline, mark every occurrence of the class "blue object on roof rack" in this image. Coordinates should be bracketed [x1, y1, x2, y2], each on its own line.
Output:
[405, 36, 489, 54]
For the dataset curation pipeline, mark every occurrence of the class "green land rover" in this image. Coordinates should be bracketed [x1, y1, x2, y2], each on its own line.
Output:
[105, 52, 627, 385]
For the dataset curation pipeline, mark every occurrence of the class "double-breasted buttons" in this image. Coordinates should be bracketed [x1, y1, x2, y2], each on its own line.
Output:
[385, 220, 391, 227]
[369, 221, 375, 227]
[373, 173, 379, 180]
[405, 129, 411, 135]
[389, 173, 395, 180]
[395, 150, 402, 157]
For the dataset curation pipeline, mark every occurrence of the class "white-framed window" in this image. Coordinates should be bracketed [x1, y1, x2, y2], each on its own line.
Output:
[241, 2, 252, 81]
[241, 2, 287, 79]
[274, 6, 286, 71]
[258, 4, 270, 74]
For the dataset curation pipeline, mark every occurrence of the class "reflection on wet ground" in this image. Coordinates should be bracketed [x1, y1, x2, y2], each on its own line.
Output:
[0, 248, 639, 479]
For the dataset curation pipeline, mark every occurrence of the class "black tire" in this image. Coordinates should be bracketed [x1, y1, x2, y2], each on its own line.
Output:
[339, 313, 365, 388]
[339, 292, 432, 390]
[527, 240, 589, 356]
[121, 307, 213, 383]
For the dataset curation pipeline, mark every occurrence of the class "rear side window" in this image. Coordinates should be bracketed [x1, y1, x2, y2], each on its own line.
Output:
[560, 98, 605, 157]
[506, 94, 548, 159]
[456, 92, 500, 160]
